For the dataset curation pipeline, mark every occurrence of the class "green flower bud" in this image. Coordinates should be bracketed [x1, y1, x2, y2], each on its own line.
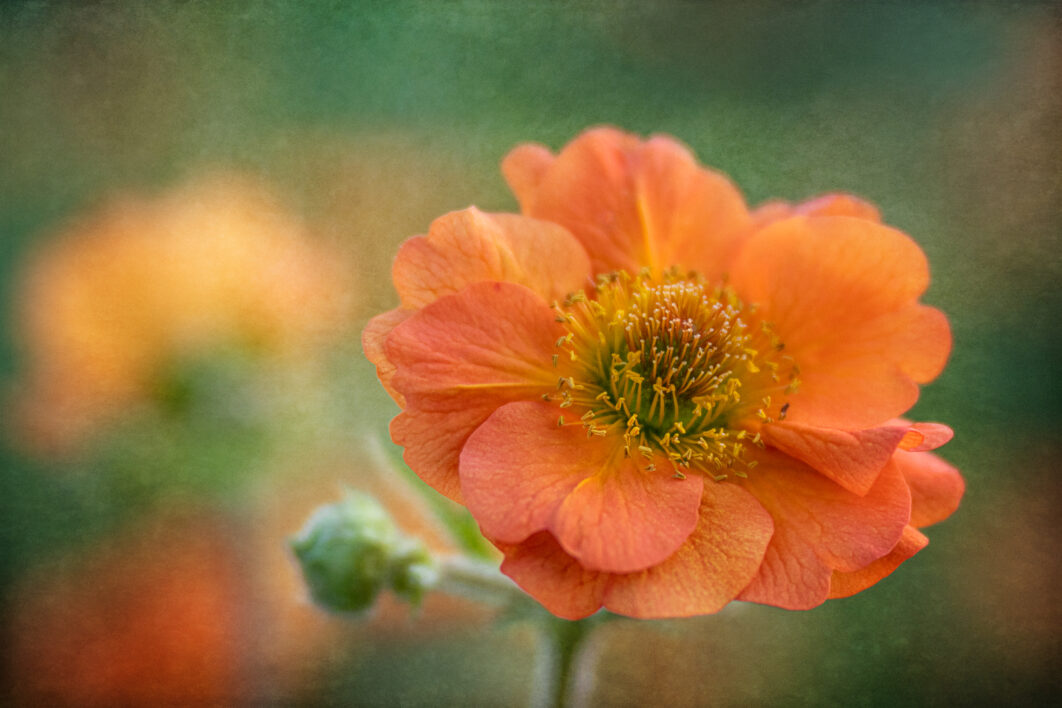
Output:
[290, 490, 438, 614]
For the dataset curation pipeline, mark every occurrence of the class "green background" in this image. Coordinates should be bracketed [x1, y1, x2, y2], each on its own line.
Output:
[2, 1, 1059, 705]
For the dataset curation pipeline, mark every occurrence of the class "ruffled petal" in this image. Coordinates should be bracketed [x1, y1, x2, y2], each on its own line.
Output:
[461, 400, 703, 573]
[893, 449, 965, 528]
[386, 282, 561, 501]
[730, 215, 951, 428]
[497, 480, 773, 620]
[552, 453, 703, 573]
[362, 308, 413, 406]
[753, 193, 882, 227]
[737, 450, 911, 609]
[501, 144, 555, 212]
[504, 127, 751, 279]
[793, 193, 881, 221]
[828, 525, 928, 599]
[898, 422, 954, 452]
[603, 480, 773, 618]
[460, 401, 607, 545]
[390, 408, 482, 502]
[498, 532, 609, 621]
[759, 421, 909, 495]
[392, 207, 591, 309]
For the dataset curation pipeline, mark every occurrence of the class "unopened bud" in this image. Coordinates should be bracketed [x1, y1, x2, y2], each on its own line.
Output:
[290, 490, 437, 614]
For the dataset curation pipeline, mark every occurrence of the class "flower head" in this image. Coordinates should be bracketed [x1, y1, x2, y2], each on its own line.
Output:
[365, 127, 963, 619]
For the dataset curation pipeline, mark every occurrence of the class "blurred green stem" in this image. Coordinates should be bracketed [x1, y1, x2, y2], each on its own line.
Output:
[368, 435, 600, 706]
[533, 615, 592, 708]
[435, 557, 597, 707]
[434, 555, 528, 607]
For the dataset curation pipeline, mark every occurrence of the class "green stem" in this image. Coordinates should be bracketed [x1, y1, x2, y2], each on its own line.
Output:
[533, 615, 593, 708]
[433, 557, 599, 708]
[433, 555, 531, 607]
[368, 433, 496, 560]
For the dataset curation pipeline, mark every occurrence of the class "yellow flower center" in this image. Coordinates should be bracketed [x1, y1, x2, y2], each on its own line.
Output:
[549, 270, 799, 479]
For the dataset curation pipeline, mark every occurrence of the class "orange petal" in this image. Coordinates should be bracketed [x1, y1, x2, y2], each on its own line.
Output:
[898, 422, 954, 452]
[506, 127, 750, 279]
[759, 421, 909, 495]
[390, 408, 482, 502]
[501, 143, 555, 212]
[631, 135, 753, 280]
[834, 304, 952, 385]
[460, 401, 607, 544]
[362, 308, 413, 405]
[552, 453, 703, 573]
[387, 281, 561, 400]
[386, 282, 561, 502]
[461, 400, 703, 573]
[731, 216, 951, 428]
[498, 532, 610, 621]
[752, 193, 881, 229]
[828, 525, 928, 599]
[499, 481, 773, 619]
[794, 193, 882, 221]
[783, 359, 921, 431]
[893, 449, 964, 528]
[749, 200, 793, 228]
[737, 450, 910, 610]
[392, 207, 591, 309]
[603, 480, 773, 618]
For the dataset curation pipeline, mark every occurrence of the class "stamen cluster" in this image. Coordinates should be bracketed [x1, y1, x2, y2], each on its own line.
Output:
[548, 270, 799, 479]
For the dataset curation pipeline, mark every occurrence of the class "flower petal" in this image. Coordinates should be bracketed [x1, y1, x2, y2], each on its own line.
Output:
[731, 215, 951, 428]
[828, 525, 928, 599]
[753, 193, 882, 229]
[387, 281, 561, 400]
[390, 408, 484, 502]
[497, 480, 774, 620]
[392, 207, 591, 309]
[898, 422, 954, 452]
[505, 127, 750, 279]
[759, 421, 909, 495]
[501, 143, 555, 212]
[386, 282, 561, 501]
[460, 401, 607, 545]
[737, 450, 911, 609]
[460, 400, 703, 573]
[552, 453, 703, 573]
[893, 449, 965, 528]
[603, 480, 773, 618]
[362, 308, 413, 406]
[793, 193, 882, 221]
[498, 532, 610, 621]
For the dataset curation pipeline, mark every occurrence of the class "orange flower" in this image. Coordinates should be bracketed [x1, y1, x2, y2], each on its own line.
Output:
[9, 172, 355, 455]
[8, 512, 244, 706]
[365, 127, 963, 619]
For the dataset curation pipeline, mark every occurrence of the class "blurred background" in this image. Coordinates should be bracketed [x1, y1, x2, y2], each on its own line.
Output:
[1, 1, 1058, 705]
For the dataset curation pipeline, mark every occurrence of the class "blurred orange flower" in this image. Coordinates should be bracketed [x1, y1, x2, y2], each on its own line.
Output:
[8, 512, 244, 706]
[366, 127, 963, 619]
[9, 172, 355, 455]
[7, 469, 488, 706]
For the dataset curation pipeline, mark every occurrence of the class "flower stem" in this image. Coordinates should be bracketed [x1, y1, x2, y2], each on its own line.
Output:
[433, 557, 599, 708]
[433, 555, 529, 607]
[532, 615, 593, 708]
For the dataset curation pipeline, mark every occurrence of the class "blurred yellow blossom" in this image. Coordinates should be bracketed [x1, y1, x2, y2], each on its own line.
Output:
[9, 172, 356, 455]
